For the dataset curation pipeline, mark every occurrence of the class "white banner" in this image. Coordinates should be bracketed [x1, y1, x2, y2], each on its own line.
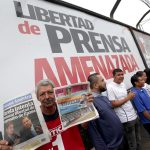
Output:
[0, 0, 145, 101]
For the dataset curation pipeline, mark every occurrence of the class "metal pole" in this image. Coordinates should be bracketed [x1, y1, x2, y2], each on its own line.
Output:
[136, 9, 150, 29]
[110, 0, 122, 19]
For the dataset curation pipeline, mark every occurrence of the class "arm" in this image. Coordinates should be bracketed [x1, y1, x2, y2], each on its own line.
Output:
[111, 92, 135, 107]
[88, 121, 107, 150]
[0, 140, 12, 150]
[132, 93, 148, 119]
[107, 84, 135, 108]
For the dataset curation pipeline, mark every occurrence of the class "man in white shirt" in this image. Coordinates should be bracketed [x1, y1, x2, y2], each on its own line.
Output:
[107, 68, 141, 150]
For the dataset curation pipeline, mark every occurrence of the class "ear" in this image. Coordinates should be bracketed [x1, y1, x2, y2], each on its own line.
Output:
[93, 83, 98, 89]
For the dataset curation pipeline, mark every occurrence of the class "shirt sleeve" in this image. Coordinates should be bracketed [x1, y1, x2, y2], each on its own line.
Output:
[88, 121, 107, 150]
[107, 84, 116, 101]
[132, 93, 146, 113]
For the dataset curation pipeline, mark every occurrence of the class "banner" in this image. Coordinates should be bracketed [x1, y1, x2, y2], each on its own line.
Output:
[0, 0, 145, 102]
[133, 30, 150, 67]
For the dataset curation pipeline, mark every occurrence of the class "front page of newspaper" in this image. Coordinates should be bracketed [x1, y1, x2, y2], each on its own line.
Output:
[54, 82, 99, 130]
[3, 92, 50, 150]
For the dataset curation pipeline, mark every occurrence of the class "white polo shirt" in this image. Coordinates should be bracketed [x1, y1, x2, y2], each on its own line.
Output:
[107, 81, 137, 123]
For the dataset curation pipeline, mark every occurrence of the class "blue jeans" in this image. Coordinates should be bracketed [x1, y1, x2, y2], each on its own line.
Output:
[122, 118, 141, 150]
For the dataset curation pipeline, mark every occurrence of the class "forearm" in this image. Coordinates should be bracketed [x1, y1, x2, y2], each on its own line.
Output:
[111, 97, 129, 107]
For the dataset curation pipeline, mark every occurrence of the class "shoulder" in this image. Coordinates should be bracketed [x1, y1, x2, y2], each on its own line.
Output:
[94, 95, 105, 101]
[107, 81, 114, 87]
[94, 96, 111, 109]
[131, 87, 137, 92]
[130, 87, 135, 91]
[106, 82, 114, 91]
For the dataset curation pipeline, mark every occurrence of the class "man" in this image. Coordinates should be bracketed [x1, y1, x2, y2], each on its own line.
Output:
[0, 80, 93, 150]
[20, 116, 43, 142]
[4, 121, 20, 146]
[87, 73, 123, 150]
[35, 79, 91, 150]
[107, 68, 141, 150]
[131, 73, 150, 135]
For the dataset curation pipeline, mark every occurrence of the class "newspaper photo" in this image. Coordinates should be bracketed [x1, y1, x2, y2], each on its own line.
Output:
[54, 82, 99, 130]
[2, 92, 50, 150]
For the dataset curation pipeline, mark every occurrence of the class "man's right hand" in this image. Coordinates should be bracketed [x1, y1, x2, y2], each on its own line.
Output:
[0, 140, 12, 150]
[127, 92, 136, 101]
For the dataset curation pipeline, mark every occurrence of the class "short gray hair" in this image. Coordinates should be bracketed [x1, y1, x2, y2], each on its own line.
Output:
[35, 79, 55, 97]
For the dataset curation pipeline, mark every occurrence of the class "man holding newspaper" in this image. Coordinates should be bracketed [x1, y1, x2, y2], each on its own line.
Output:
[0, 79, 94, 150]
[35, 79, 94, 150]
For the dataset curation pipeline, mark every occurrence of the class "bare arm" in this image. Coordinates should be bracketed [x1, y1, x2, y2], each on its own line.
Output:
[111, 92, 135, 108]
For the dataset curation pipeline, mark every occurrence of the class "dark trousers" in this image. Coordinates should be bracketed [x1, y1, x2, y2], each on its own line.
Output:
[122, 118, 142, 150]
[143, 123, 150, 135]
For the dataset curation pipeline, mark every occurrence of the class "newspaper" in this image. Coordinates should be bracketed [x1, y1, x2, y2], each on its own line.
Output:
[0, 92, 50, 150]
[54, 82, 99, 130]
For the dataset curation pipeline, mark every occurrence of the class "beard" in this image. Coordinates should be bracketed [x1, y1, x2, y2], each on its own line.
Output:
[99, 86, 106, 93]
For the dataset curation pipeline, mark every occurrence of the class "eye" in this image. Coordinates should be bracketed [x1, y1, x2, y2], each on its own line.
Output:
[40, 93, 45, 97]
[47, 91, 54, 94]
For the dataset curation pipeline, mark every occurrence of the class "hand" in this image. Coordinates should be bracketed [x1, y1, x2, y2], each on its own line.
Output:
[127, 92, 136, 101]
[35, 125, 43, 134]
[81, 122, 88, 129]
[86, 93, 94, 103]
[0, 140, 12, 150]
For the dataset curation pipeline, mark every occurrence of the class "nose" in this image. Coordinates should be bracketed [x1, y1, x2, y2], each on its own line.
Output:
[25, 121, 28, 126]
[45, 92, 49, 99]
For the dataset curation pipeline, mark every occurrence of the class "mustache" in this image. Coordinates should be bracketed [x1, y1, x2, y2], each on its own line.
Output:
[43, 98, 55, 104]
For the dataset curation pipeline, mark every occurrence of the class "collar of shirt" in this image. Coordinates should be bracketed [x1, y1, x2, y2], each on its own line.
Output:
[92, 92, 102, 97]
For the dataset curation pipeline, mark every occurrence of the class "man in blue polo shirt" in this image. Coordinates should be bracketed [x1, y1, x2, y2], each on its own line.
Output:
[87, 73, 123, 150]
[131, 73, 150, 135]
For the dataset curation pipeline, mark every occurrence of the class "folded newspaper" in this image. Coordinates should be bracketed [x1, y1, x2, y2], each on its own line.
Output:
[0, 92, 50, 150]
[54, 82, 99, 130]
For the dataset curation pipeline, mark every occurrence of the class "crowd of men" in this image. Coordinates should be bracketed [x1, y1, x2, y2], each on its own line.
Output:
[0, 68, 150, 150]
